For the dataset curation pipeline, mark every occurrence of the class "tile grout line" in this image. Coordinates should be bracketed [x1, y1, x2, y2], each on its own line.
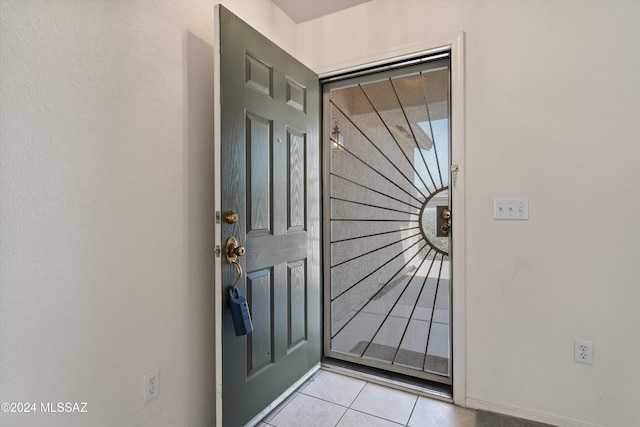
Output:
[296, 374, 367, 411]
[351, 380, 417, 426]
[332, 404, 348, 427]
[348, 378, 368, 408]
[293, 390, 351, 427]
[406, 394, 420, 427]
[346, 406, 407, 426]
[329, 377, 369, 426]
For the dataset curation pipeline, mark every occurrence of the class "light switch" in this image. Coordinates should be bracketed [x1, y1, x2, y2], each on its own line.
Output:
[494, 198, 528, 220]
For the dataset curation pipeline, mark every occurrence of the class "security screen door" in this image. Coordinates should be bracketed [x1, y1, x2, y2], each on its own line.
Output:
[218, 6, 321, 426]
[323, 57, 452, 385]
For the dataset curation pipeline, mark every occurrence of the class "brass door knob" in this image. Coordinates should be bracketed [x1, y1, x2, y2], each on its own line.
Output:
[441, 208, 451, 219]
[440, 224, 451, 235]
[231, 245, 245, 257]
[225, 237, 245, 263]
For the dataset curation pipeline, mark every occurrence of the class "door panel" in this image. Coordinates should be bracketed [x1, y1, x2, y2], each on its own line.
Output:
[219, 6, 320, 426]
[323, 58, 452, 384]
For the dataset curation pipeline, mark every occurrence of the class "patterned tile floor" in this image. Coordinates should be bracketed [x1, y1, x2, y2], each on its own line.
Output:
[258, 369, 475, 427]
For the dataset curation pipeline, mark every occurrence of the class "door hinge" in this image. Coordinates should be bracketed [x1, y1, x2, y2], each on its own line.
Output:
[214, 245, 221, 258]
[215, 211, 221, 224]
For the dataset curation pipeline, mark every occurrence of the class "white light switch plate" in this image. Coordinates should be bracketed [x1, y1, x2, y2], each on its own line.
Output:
[494, 198, 529, 220]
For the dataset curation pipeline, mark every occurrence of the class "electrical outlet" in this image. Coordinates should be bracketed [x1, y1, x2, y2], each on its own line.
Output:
[574, 340, 593, 364]
[144, 369, 159, 402]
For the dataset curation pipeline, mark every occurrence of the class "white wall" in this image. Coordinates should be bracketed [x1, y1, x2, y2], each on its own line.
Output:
[3, 1, 639, 426]
[298, 1, 640, 426]
[0, 1, 295, 426]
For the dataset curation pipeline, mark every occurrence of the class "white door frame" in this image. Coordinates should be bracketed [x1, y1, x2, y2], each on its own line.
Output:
[318, 32, 466, 407]
[214, 25, 467, 426]
[213, 6, 223, 426]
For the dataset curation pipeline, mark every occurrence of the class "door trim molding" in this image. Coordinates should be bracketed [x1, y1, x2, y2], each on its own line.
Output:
[317, 33, 463, 80]
[320, 32, 467, 407]
[449, 32, 466, 408]
[213, 5, 223, 427]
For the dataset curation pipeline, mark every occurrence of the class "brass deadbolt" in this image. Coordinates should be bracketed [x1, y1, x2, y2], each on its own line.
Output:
[226, 210, 239, 224]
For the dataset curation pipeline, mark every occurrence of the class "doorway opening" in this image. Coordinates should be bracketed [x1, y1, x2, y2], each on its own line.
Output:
[322, 53, 453, 389]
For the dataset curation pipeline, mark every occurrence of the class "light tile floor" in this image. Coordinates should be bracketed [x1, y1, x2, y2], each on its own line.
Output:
[259, 369, 476, 427]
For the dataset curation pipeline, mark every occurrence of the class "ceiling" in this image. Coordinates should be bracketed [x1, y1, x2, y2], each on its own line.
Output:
[272, 0, 372, 23]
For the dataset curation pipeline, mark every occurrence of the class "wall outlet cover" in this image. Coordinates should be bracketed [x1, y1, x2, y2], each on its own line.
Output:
[144, 369, 159, 402]
[574, 339, 593, 365]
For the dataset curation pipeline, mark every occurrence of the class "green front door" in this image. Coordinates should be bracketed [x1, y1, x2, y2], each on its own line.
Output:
[218, 6, 321, 426]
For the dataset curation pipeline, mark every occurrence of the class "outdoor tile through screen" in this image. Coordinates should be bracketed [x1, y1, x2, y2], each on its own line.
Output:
[328, 59, 451, 381]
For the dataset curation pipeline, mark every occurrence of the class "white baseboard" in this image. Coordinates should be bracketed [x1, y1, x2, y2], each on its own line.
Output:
[465, 397, 601, 427]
